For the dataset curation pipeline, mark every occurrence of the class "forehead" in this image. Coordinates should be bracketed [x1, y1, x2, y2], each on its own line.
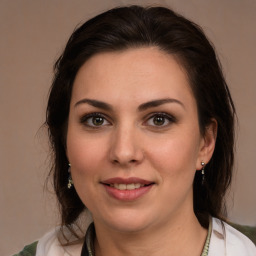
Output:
[71, 47, 195, 107]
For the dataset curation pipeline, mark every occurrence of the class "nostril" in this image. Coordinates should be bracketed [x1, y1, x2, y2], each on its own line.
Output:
[112, 159, 137, 165]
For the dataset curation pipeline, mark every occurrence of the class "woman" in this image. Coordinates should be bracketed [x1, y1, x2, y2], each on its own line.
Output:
[15, 5, 256, 256]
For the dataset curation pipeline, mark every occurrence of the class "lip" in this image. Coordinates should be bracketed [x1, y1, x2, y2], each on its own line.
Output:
[102, 177, 153, 185]
[101, 177, 155, 201]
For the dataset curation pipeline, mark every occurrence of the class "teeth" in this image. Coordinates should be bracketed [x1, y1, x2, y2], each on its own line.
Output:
[119, 184, 126, 190]
[126, 184, 135, 190]
[135, 183, 141, 189]
[112, 183, 145, 190]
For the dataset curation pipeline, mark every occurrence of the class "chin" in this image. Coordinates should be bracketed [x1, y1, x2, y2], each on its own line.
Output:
[101, 211, 155, 233]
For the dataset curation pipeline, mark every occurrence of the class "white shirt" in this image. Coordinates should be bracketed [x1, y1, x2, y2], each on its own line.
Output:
[35, 217, 256, 256]
[208, 218, 256, 255]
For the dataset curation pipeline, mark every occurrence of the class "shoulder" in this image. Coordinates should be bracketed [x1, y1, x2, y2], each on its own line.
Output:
[13, 226, 83, 256]
[209, 217, 256, 256]
[224, 220, 256, 253]
[229, 221, 256, 245]
[36, 226, 83, 256]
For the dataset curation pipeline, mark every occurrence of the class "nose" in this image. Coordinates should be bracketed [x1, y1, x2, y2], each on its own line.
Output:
[109, 125, 144, 167]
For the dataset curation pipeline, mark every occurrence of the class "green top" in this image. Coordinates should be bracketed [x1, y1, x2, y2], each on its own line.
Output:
[13, 241, 38, 256]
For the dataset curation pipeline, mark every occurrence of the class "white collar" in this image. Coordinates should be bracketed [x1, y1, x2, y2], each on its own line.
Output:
[208, 217, 256, 255]
[35, 227, 83, 256]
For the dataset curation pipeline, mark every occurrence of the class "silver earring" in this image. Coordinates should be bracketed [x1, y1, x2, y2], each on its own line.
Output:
[201, 161, 205, 184]
[67, 164, 73, 189]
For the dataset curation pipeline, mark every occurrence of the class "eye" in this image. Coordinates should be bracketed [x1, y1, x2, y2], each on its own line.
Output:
[80, 113, 111, 128]
[145, 113, 175, 127]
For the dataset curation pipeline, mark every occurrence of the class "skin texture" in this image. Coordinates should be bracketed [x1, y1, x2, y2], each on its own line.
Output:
[66, 47, 217, 255]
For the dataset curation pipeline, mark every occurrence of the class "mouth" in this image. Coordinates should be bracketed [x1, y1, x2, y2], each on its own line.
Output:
[101, 177, 154, 189]
[107, 183, 152, 190]
[101, 177, 155, 201]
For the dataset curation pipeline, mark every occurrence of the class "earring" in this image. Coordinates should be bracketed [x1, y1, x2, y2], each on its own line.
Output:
[67, 164, 74, 189]
[201, 161, 205, 184]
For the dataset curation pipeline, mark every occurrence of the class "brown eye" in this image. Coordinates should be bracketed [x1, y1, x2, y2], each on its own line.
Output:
[92, 116, 104, 126]
[153, 116, 165, 126]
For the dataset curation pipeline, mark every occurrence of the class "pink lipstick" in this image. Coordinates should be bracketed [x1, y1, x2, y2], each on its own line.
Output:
[101, 177, 154, 201]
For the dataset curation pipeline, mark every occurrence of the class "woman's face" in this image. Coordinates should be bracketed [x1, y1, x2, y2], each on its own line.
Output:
[67, 47, 213, 232]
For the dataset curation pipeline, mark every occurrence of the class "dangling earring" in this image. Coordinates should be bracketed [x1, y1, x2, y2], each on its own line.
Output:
[67, 163, 73, 189]
[201, 161, 205, 184]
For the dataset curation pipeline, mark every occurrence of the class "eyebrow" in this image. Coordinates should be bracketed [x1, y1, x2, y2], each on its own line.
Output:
[138, 98, 185, 111]
[74, 99, 113, 111]
[74, 98, 184, 111]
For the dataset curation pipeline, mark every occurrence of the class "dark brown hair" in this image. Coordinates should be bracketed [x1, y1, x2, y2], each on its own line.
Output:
[46, 5, 235, 236]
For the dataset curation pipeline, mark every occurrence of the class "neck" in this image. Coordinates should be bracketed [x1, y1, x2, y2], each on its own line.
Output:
[93, 212, 208, 256]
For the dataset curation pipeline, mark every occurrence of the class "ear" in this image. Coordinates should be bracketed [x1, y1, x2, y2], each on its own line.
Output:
[196, 119, 217, 170]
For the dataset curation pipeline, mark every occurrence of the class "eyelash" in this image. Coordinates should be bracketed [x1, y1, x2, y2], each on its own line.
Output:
[80, 112, 176, 128]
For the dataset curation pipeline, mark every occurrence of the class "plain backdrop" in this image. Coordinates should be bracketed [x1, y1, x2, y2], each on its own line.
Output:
[1, 0, 255, 255]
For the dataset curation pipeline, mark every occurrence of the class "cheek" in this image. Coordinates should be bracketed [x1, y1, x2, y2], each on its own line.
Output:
[66, 135, 107, 207]
[66, 133, 107, 179]
[146, 133, 200, 178]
